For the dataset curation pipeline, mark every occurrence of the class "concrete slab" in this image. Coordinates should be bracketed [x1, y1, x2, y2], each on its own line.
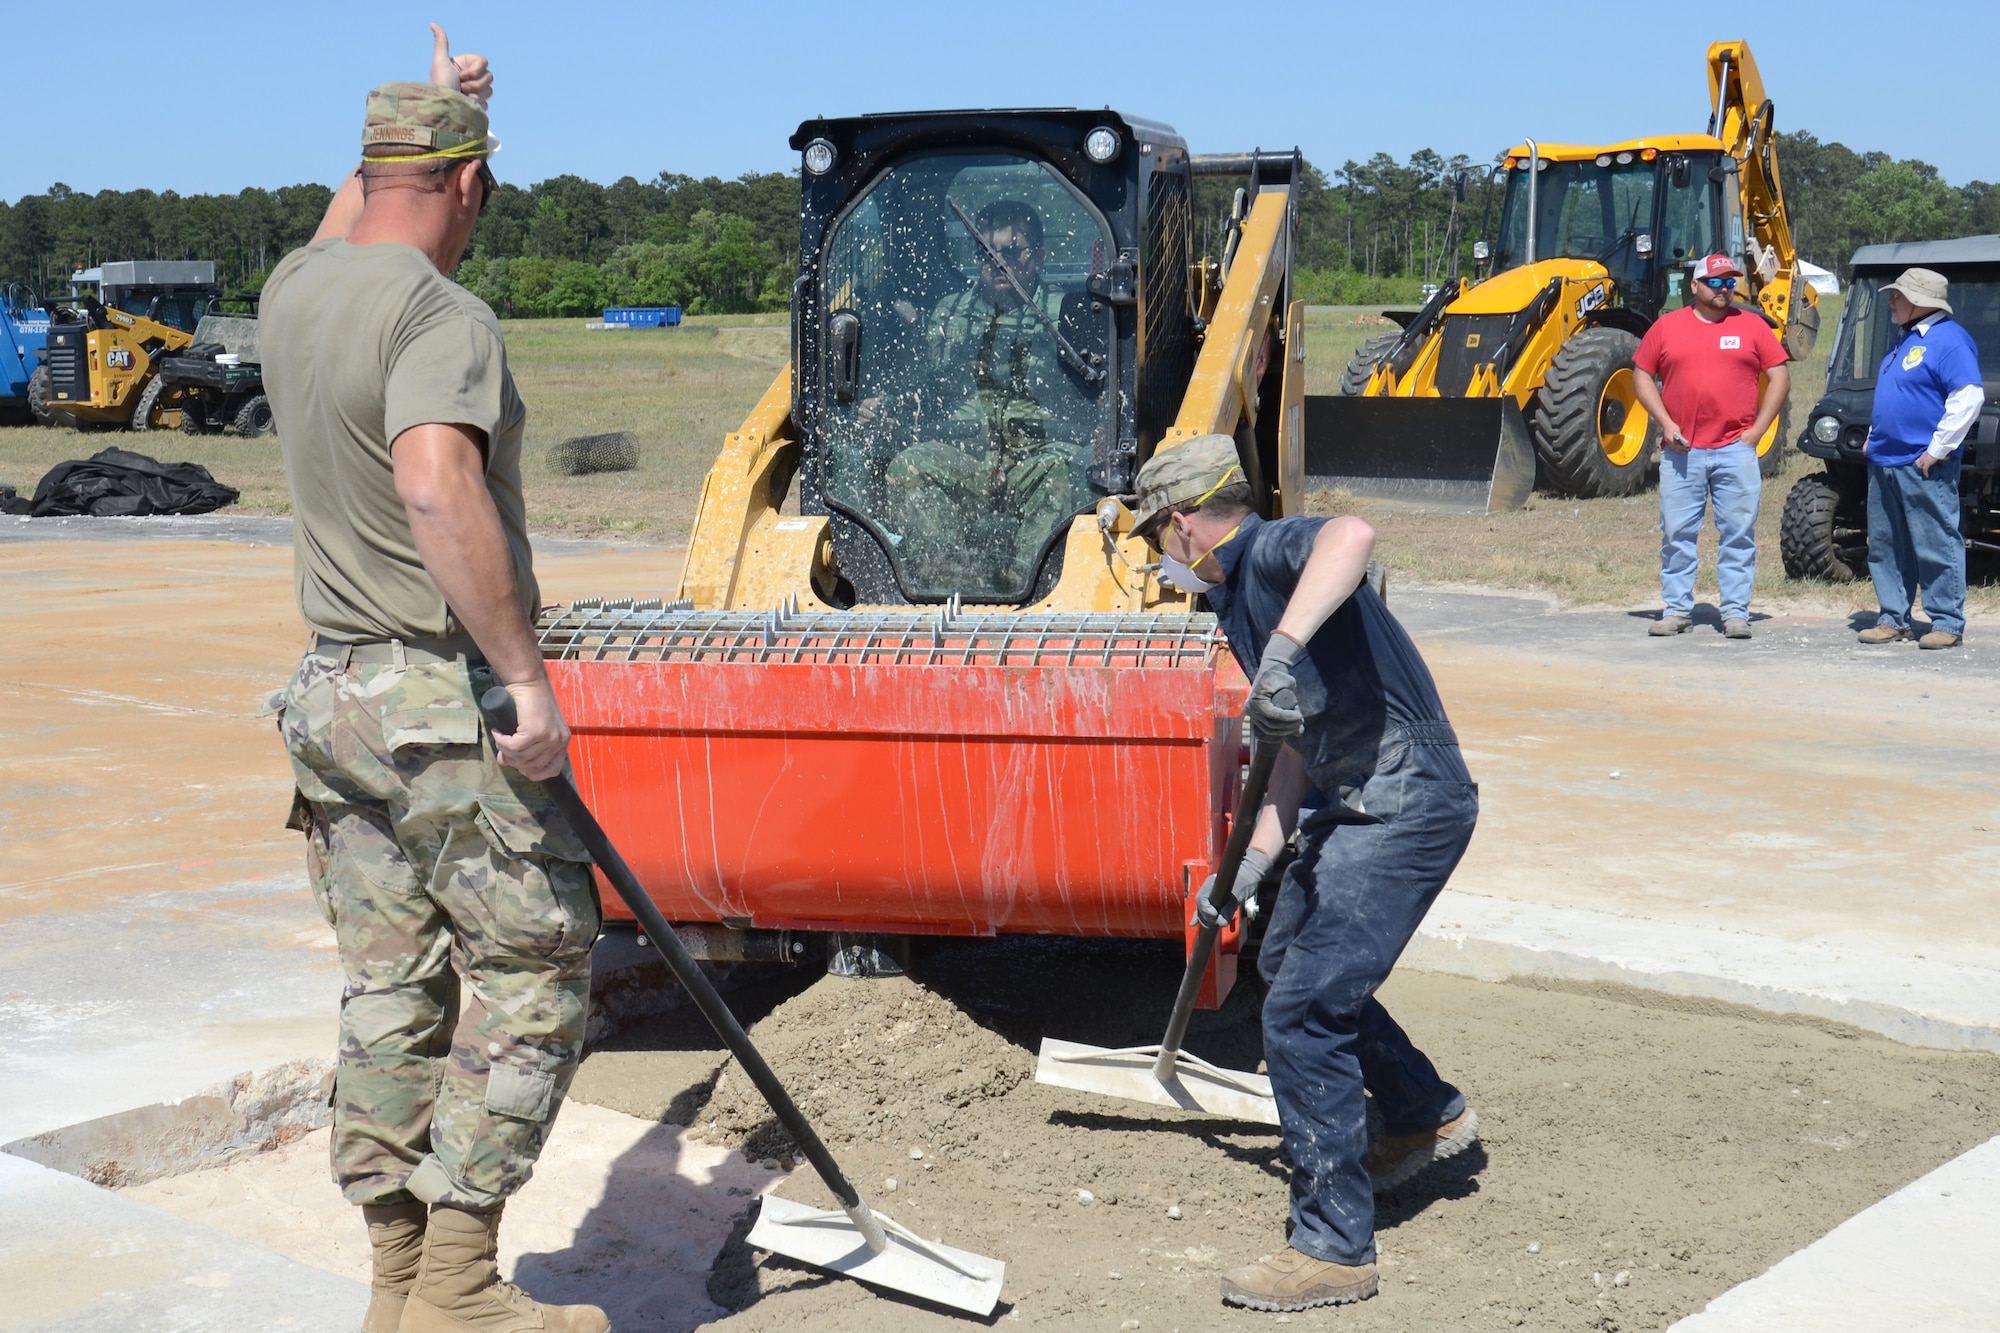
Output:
[0, 875, 337, 1146]
[1671, 1134, 2000, 1331]
[1407, 889, 2000, 1052]
[1398, 586, 2000, 969]
[0, 1150, 366, 1333]
[122, 1101, 783, 1333]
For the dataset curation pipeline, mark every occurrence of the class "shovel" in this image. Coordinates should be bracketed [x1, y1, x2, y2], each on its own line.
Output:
[1034, 738, 1282, 1125]
[476, 685, 1006, 1317]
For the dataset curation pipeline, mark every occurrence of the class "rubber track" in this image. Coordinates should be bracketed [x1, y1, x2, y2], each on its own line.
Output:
[1530, 326, 1651, 499]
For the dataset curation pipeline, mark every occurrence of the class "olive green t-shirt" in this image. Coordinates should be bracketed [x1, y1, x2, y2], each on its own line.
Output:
[261, 238, 535, 643]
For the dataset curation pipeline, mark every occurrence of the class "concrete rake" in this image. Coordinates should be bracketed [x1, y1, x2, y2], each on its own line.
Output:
[1035, 739, 1282, 1125]
[477, 685, 1005, 1317]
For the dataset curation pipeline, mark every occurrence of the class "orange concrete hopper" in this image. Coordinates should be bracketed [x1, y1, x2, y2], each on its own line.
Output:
[543, 603, 1252, 1006]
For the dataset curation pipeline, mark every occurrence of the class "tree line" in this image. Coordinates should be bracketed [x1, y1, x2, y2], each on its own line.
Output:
[2, 130, 1994, 318]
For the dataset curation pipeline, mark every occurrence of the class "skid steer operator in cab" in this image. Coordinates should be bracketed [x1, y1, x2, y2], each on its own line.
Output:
[821, 150, 1112, 603]
[1131, 434, 1482, 1315]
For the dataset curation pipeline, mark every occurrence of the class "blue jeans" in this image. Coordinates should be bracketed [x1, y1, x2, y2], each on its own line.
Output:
[1659, 441, 1761, 621]
[1867, 457, 1965, 637]
[1258, 722, 1479, 1267]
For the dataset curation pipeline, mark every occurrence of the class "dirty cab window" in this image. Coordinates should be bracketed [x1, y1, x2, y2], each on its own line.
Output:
[819, 152, 1114, 602]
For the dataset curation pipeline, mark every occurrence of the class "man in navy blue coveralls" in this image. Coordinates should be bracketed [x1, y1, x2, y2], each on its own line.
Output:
[1131, 433, 1481, 1314]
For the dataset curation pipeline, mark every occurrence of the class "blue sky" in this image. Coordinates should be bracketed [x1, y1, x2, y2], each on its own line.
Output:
[6, 0, 1994, 200]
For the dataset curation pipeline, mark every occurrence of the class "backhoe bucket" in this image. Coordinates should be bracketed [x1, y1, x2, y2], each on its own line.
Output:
[1302, 395, 1536, 514]
[541, 604, 1252, 1005]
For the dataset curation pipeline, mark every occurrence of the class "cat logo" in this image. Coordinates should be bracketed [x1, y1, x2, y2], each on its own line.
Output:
[1719, 335, 1741, 349]
[1903, 345, 1927, 371]
[1464, 333, 1482, 349]
[105, 347, 135, 370]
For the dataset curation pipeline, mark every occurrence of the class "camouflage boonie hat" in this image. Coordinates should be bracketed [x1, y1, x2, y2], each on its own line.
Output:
[362, 82, 494, 156]
[1131, 434, 1245, 540]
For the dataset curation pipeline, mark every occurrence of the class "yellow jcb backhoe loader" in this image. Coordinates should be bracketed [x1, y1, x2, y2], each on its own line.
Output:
[1311, 39, 1818, 508]
[535, 110, 1312, 1008]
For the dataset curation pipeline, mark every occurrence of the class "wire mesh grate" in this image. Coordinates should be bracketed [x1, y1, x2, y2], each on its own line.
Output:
[536, 596, 1221, 668]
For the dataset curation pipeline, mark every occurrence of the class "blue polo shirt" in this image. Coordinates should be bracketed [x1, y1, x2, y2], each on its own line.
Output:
[1867, 315, 1982, 467]
[1206, 514, 1451, 783]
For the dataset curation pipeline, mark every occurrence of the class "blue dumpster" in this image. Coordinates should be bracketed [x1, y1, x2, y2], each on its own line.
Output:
[602, 306, 683, 328]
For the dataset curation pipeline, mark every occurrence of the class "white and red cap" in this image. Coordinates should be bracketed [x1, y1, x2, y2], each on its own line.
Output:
[1691, 253, 1743, 280]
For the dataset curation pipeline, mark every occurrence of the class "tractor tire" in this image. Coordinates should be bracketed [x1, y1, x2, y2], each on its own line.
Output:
[232, 393, 274, 438]
[27, 366, 71, 428]
[1779, 471, 1868, 582]
[132, 376, 170, 432]
[1530, 326, 1659, 498]
[1339, 331, 1403, 396]
[1758, 401, 1793, 479]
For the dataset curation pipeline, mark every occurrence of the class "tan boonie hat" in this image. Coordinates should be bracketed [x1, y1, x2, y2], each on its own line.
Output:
[1884, 267, 1952, 315]
[1131, 434, 1245, 539]
[362, 81, 495, 157]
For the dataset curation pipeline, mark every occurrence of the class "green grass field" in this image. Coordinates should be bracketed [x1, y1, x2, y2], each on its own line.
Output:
[7, 294, 1953, 616]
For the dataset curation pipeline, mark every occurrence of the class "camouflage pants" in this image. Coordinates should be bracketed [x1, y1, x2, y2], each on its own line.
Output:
[887, 439, 1072, 587]
[276, 650, 599, 1209]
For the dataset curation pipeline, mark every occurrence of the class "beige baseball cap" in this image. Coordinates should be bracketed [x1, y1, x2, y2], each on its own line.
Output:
[1884, 267, 1952, 315]
[1131, 434, 1245, 540]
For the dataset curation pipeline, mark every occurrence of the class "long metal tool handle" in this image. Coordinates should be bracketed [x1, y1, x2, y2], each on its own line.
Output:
[476, 687, 887, 1252]
[1150, 738, 1282, 1083]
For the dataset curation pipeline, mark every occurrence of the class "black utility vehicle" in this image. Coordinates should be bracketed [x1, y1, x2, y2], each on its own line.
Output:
[1781, 236, 2000, 580]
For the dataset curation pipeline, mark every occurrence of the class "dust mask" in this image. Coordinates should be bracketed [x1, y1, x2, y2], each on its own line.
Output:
[1159, 550, 1220, 595]
[1158, 520, 1241, 595]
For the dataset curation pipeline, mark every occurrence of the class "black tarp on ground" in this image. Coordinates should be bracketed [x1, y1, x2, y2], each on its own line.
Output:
[0, 447, 240, 517]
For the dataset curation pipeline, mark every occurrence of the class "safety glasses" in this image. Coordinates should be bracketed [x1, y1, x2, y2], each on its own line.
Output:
[1700, 276, 1738, 291]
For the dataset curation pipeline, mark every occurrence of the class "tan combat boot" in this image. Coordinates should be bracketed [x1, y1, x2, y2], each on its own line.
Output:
[1369, 1106, 1480, 1193]
[1219, 1246, 1378, 1311]
[400, 1204, 611, 1333]
[361, 1201, 427, 1333]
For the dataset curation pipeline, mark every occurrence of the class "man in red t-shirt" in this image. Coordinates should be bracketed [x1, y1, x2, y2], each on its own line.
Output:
[1631, 254, 1790, 638]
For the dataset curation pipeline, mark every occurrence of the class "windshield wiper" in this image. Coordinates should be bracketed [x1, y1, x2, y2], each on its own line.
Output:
[946, 197, 1104, 385]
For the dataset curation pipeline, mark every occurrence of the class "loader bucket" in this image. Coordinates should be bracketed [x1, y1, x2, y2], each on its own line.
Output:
[542, 604, 1252, 1006]
[1302, 395, 1536, 514]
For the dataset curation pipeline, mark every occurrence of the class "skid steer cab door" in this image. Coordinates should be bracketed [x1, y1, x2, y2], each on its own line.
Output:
[792, 112, 1173, 607]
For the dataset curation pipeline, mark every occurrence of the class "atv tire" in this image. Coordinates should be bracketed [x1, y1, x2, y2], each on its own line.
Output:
[1529, 326, 1659, 499]
[232, 393, 274, 438]
[1339, 330, 1404, 396]
[1780, 471, 1867, 582]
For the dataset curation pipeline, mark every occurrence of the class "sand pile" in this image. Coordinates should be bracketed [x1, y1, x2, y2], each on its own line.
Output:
[691, 974, 1032, 1164]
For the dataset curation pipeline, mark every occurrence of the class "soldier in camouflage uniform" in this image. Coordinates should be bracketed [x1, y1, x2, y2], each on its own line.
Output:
[259, 34, 609, 1333]
[887, 199, 1083, 592]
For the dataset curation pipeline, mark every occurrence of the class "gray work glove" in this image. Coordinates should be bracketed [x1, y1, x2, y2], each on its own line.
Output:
[1245, 633, 1306, 746]
[1195, 846, 1275, 929]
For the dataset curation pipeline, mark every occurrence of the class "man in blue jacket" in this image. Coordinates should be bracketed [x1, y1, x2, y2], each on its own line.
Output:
[1131, 434, 1479, 1314]
[1859, 267, 1985, 648]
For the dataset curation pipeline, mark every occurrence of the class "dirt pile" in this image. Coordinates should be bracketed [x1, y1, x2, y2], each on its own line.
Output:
[569, 944, 2000, 1332]
[690, 975, 1031, 1164]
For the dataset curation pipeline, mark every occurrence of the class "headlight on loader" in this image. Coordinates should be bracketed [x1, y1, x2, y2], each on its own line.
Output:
[1812, 415, 1842, 445]
[1085, 127, 1121, 163]
[803, 139, 837, 175]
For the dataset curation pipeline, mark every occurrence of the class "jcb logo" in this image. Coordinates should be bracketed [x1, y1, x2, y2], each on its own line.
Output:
[106, 348, 134, 370]
[1574, 285, 1608, 319]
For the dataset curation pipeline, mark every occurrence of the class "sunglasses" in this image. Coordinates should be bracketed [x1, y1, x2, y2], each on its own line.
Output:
[1699, 276, 1738, 290]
